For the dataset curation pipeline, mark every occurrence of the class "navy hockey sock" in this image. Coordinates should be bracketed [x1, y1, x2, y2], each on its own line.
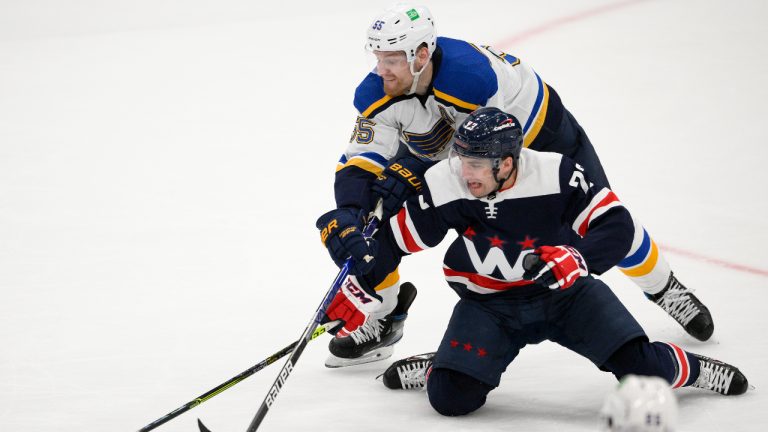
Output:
[658, 341, 700, 388]
[602, 338, 700, 388]
[426, 368, 494, 416]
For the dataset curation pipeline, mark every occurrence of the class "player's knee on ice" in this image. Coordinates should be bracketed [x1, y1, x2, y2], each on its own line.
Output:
[427, 368, 494, 416]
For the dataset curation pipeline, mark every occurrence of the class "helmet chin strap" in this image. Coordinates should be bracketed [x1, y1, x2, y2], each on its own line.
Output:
[405, 57, 429, 95]
[485, 172, 507, 201]
[485, 158, 514, 200]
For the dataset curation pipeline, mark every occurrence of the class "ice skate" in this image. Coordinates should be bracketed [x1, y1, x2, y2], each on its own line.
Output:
[325, 282, 417, 368]
[650, 273, 714, 341]
[380, 352, 435, 390]
[690, 353, 748, 395]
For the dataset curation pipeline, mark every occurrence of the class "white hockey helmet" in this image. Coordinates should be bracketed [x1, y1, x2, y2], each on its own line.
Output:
[366, 4, 437, 63]
[599, 375, 678, 432]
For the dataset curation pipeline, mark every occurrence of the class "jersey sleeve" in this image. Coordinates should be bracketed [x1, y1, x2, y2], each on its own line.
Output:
[334, 73, 402, 211]
[386, 185, 450, 254]
[559, 158, 634, 275]
[368, 171, 451, 268]
[357, 183, 450, 291]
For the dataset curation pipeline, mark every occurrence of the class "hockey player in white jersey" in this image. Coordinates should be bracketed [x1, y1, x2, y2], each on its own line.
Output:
[320, 4, 713, 367]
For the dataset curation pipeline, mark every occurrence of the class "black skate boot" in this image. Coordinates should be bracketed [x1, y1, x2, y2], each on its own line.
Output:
[324, 282, 417, 368]
[690, 353, 749, 395]
[648, 273, 714, 341]
[380, 352, 435, 390]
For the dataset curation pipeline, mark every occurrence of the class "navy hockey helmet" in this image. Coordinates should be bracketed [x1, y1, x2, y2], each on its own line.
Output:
[452, 107, 523, 164]
[451, 107, 524, 198]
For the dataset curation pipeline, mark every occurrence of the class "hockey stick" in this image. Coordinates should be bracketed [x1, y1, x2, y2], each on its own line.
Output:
[137, 320, 340, 432]
[198, 203, 383, 432]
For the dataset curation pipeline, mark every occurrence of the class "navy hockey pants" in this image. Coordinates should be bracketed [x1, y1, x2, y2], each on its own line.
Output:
[424, 277, 686, 416]
[431, 277, 645, 387]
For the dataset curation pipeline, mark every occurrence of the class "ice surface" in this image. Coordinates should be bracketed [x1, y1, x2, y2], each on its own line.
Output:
[1, 1, 766, 431]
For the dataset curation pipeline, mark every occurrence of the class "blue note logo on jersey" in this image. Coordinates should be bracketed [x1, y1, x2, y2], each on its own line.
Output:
[401, 105, 455, 158]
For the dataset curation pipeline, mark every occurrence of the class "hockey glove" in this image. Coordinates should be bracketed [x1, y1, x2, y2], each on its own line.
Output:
[522, 245, 589, 290]
[371, 156, 430, 219]
[324, 275, 382, 335]
[316, 208, 378, 275]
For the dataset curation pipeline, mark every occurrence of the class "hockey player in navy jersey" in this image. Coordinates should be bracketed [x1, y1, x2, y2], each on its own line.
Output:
[320, 4, 713, 367]
[316, 108, 748, 417]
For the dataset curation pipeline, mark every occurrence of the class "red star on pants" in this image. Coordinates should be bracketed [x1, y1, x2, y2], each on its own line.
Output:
[517, 235, 538, 250]
[463, 342, 473, 351]
[487, 235, 506, 249]
[477, 348, 487, 357]
[450, 340, 459, 348]
[463, 227, 476, 240]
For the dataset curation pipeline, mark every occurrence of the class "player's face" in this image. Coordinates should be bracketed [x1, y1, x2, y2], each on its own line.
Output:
[458, 156, 498, 198]
[373, 51, 412, 96]
[456, 155, 516, 198]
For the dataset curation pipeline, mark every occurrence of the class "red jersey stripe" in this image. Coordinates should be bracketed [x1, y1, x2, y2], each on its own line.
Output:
[397, 208, 424, 253]
[577, 190, 620, 236]
[443, 267, 534, 290]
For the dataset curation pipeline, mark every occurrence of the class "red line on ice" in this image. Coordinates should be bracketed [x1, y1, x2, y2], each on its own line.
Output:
[658, 244, 768, 278]
[490, 0, 768, 278]
[494, 0, 653, 48]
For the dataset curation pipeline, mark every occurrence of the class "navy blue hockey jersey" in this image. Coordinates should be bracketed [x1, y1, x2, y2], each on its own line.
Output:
[371, 149, 634, 298]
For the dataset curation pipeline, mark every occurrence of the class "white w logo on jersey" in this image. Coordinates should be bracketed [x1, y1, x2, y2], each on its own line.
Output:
[462, 237, 532, 280]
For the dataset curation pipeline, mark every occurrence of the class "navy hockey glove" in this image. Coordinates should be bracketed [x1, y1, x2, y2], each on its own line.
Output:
[371, 156, 430, 219]
[316, 208, 378, 275]
[324, 275, 382, 335]
[522, 245, 589, 290]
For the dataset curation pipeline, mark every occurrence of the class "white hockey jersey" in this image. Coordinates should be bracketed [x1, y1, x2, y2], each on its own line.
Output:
[335, 37, 566, 211]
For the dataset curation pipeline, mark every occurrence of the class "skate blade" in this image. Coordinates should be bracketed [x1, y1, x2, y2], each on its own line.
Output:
[324, 345, 394, 368]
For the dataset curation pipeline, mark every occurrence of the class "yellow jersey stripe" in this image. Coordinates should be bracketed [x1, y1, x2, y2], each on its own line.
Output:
[523, 83, 549, 148]
[362, 95, 393, 118]
[373, 268, 400, 292]
[433, 89, 480, 112]
[335, 157, 385, 175]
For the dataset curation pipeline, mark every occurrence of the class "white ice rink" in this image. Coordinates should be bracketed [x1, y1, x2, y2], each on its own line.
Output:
[2, 0, 767, 431]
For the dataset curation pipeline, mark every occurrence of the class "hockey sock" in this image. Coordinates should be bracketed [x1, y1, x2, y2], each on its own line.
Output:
[659, 342, 700, 388]
[426, 368, 494, 416]
[617, 227, 673, 295]
[602, 338, 700, 388]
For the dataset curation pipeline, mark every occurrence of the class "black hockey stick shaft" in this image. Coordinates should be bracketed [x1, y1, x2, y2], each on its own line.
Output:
[137, 322, 337, 432]
[198, 203, 382, 432]
[246, 211, 381, 431]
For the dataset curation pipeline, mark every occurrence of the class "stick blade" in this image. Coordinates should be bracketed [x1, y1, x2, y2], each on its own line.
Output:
[197, 418, 213, 432]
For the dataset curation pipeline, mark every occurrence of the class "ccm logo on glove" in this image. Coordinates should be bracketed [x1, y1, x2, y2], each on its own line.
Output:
[325, 276, 383, 334]
[344, 279, 374, 304]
